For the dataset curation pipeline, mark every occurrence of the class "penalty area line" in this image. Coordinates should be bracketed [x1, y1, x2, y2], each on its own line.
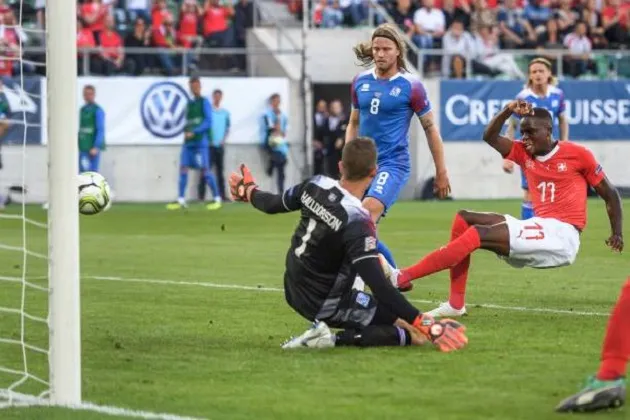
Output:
[87, 275, 610, 318]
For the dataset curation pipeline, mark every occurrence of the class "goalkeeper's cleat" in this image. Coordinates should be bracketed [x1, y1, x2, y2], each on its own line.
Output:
[378, 254, 413, 292]
[281, 321, 335, 350]
[206, 200, 222, 211]
[426, 301, 467, 318]
[556, 376, 626, 413]
[166, 198, 187, 210]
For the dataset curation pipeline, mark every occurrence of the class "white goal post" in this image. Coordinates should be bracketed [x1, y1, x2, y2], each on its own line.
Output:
[46, 0, 81, 405]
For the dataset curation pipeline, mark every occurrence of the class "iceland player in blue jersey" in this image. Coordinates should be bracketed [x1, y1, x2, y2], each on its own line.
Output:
[502, 57, 568, 219]
[345, 24, 451, 272]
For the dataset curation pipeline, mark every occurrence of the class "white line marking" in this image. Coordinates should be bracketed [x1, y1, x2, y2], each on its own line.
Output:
[87, 275, 610, 317]
[0, 390, 206, 420]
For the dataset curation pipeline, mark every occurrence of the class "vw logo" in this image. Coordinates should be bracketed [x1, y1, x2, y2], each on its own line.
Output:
[140, 81, 189, 139]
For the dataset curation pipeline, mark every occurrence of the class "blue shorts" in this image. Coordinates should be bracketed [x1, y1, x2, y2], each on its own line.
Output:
[180, 144, 210, 169]
[365, 165, 410, 215]
[520, 168, 528, 190]
[79, 152, 100, 173]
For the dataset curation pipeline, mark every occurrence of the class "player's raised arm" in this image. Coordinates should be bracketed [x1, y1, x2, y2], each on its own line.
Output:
[593, 176, 624, 252]
[345, 109, 360, 144]
[484, 100, 532, 157]
[228, 164, 304, 214]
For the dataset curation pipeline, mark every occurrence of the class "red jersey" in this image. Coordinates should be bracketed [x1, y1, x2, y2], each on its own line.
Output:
[178, 11, 199, 48]
[77, 28, 96, 50]
[203, 6, 229, 36]
[506, 141, 605, 230]
[80, 2, 107, 32]
[99, 29, 122, 60]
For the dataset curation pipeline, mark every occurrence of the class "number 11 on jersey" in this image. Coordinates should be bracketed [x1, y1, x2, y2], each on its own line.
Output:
[537, 181, 556, 203]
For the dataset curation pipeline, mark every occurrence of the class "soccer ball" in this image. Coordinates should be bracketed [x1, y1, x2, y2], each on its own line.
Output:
[78, 171, 111, 215]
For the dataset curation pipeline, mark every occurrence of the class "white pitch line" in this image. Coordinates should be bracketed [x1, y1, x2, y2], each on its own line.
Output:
[0, 393, 206, 420]
[87, 275, 610, 317]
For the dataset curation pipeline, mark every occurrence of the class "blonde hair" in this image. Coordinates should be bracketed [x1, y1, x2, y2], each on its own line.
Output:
[527, 57, 558, 87]
[353, 23, 409, 72]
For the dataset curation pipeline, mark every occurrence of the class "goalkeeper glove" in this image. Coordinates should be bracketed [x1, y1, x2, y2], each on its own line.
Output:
[412, 314, 468, 353]
[230, 164, 258, 202]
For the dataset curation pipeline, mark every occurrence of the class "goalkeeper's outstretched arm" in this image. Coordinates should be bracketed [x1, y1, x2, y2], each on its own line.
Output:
[229, 163, 305, 214]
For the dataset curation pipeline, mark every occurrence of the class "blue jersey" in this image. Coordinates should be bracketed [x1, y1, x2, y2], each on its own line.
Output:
[513, 85, 566, 138]
[351, 69, 431, 168]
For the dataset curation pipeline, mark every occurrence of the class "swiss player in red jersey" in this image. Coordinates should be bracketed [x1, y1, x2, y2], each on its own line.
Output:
[381, 100, 623, 318]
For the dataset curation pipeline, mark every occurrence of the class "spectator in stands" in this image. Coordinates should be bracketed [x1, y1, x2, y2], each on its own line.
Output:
[179, 0, 202, 48]
[202, 0, 236, 69]
[340, 0, 369, 26]
[580, 0, 607, 48]
[260, 93, 288, 194]
[98, 15, 124, 75]
[412, 0, 446, 49]
[474, 25, 525, 78]
[390, 0, 417, 37]
[0, 12, 15, 77]
[498, 0, 536, 48]
[442, 0, 471, 31]
[441, 19, 476, 78]
[563, 20, 596, 77]
[470, 0, 497, 32]
[537, 17, 563, 50]
[203, 0, 234, 47]
[234, 0, 254, 70]
[523, 0, 552, 33]
[78, 18, 97, 75]
[152, 0, 170, 30]
[556, 0, 580, 37]
[125, 17, 152, 75]
[153, 13, 181, 76]
[601, 0, 629, 47]
[2, 10, 35, 75]
[126, 0, 151, 24]
[320, 0, 345, 28]
[35, 0, 45, 30]
[324, 100, 346, 180]
[80, 0, 108, 44]
[313, 99, 328, 176]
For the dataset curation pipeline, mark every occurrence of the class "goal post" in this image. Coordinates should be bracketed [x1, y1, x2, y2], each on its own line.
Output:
[46, 0, 81, 405]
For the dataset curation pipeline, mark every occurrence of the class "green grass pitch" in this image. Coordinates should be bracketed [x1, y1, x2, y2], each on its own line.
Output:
[0, 199, 628, 420]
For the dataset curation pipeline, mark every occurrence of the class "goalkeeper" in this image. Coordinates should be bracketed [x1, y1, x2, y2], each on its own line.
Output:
[228, 137, 468, 352]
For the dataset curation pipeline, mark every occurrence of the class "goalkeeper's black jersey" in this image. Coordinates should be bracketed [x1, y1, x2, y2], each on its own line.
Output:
[278, 176, 379, 320]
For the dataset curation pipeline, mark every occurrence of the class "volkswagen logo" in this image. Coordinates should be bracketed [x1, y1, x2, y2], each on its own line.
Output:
[140, 81, 189, 139]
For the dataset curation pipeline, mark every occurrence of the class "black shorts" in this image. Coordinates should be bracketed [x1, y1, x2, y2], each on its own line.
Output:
[319, 289, 398, 329]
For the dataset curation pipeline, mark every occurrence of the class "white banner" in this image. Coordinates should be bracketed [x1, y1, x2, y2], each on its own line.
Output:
[41, 76, 290, 145]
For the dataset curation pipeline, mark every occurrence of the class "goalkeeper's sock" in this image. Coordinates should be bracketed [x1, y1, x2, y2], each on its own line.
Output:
[521, 201, 534, 219]
[335, 326, 410, 347]
[178, 172, 188, 200]
[448, 214, 472, 310]
[376, 240, 396, 268]
[597, 277, 630, 381]
[400, 227, 481, 283]
[204, 171, 220, 202]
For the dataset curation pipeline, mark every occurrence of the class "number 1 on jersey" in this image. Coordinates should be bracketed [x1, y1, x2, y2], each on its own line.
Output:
[537, 181, 556, 203]
[295, 218, 317, 258]
[370, 98, 380, 115]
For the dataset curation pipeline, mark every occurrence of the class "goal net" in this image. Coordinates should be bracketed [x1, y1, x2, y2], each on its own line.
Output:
[0, 0, 80, 409]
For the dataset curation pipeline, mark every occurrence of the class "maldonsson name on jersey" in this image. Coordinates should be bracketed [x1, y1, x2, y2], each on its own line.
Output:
[300, 192, 343, 232]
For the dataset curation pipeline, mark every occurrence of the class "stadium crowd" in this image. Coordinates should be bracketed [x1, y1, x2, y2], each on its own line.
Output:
[302, 0, 629, 77]
[0, 0, 255, 76]
[0, 0, 626, 78]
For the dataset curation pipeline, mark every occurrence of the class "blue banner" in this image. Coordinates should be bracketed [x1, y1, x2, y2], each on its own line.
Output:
[1, 77, 42, 145]
[440, 80, 630, 141]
